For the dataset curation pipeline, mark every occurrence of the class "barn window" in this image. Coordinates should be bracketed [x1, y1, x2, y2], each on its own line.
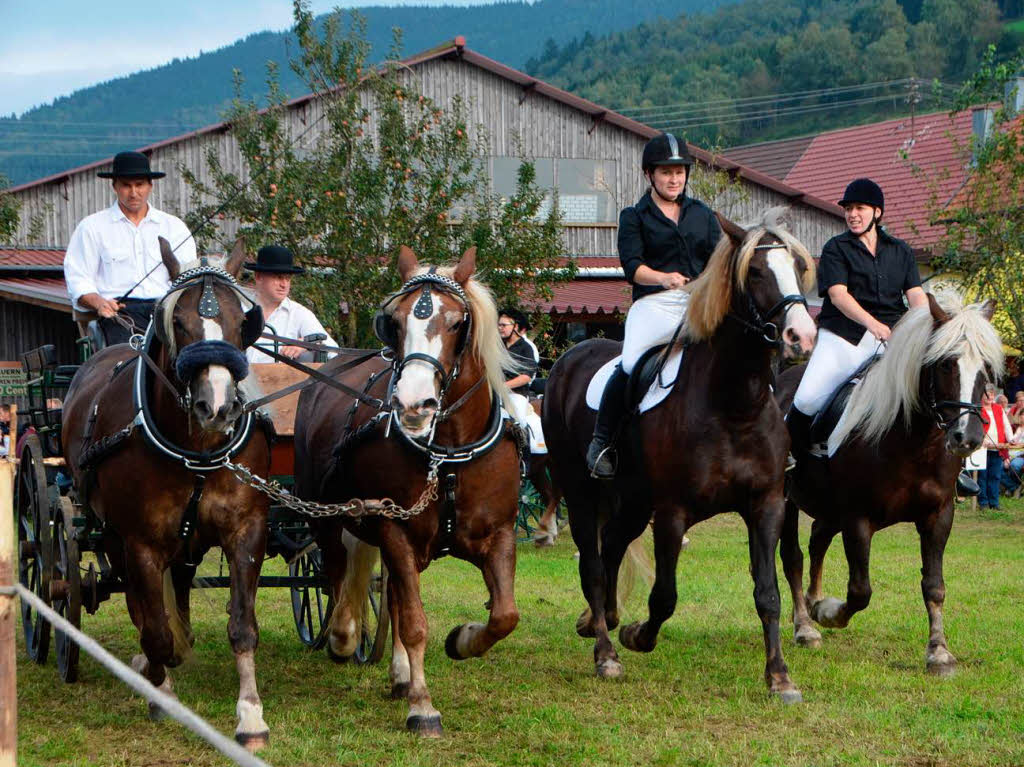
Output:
[489, 157, 617, 224]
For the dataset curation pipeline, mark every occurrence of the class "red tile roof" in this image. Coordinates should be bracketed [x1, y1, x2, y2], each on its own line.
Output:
[779, 110, 974, 247]
[0, 248, 65, 267]
[723, 135, 815, 181]
[533, 279, 630, 316]
[0, 276, 71, 312]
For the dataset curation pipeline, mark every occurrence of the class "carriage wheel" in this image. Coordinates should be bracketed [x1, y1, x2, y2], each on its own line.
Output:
[289, 545, 333, 650]
[16, 436, 52, 664]
[353, 557, 389, 665]
[52, 497, 82, 683]
[516, 478, 544, 542]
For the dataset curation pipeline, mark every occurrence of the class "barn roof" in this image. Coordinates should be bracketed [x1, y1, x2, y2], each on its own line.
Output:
[5, 38, 842, 221]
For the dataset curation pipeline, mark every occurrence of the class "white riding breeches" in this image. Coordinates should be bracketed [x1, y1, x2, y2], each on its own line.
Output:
[507, 391, 547, 454]
[793, 328, 884, 416]
[621, 289, 689, 375]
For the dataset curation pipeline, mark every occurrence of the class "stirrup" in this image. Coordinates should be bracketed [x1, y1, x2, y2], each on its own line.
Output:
[587, 443, 617, 479]
[956, 470, 979, 498]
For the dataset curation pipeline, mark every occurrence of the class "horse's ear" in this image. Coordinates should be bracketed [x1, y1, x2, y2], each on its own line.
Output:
[927, 292, 950, 325]
[223, 236, 246, 278]
[715, 211, 746, 246]
[453, 246, 477, 285]
[979, 298, 997, 321]
[398, 246, 418, 282]
[159, 236, 180, 282]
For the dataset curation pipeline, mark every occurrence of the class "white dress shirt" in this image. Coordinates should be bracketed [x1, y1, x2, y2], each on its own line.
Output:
[64, 201, 197, 309]
[247, 297, 339, 363]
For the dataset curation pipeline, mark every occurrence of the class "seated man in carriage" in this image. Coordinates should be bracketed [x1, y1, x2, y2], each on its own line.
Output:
[499, 307, 546, 454]
[63, 151, 197, 347]
[244, 245, 339, 363]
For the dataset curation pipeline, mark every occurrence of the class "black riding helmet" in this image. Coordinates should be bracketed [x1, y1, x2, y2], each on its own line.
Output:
[642, 133, 694, 203]
[838, 178, 884, 214]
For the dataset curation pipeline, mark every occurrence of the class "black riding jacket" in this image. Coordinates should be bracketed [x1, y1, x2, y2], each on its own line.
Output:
[817, 228, 922, 345]
[618, 190, 722, 302]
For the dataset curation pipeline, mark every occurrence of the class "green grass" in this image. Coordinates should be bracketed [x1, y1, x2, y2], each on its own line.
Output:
[14, 501, 1024, 766]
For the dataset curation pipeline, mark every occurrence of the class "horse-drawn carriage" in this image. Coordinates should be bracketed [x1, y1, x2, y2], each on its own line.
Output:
[14, 344, 389, 684]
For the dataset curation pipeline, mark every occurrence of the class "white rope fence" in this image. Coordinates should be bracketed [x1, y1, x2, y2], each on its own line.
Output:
[0, 461, 271, 767]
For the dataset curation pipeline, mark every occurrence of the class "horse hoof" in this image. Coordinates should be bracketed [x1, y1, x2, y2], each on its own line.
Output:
[619, 622, 654, 653]
[794, 626, 823, 648]
[927, 661, 957, 677]
[148, 702, 168, 722]
[595, 658, 623, 679]
[773, 689, 803, 705]
[606, 612, 620, 632]
[445, 626, 465, 660]
[926, 648, 957, 677]
[533, 535, 555, 548]
[809, 597, 846, 628]
[235, 731, 269, 752]
[391, 682, 410, 700]
[406, 715, 443, 738]
[575, 609, 595, 638]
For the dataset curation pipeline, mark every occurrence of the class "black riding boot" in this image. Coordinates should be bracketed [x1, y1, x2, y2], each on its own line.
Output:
[956, 469, 980, 497]
[785, 407, 814, 469]
[586, 365, 629, 478]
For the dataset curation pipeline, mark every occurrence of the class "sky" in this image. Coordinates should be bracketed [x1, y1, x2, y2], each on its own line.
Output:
[0, 0, 500, 116]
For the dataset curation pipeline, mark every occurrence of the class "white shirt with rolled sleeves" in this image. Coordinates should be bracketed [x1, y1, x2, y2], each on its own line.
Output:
[246, 297, 339, 364]
[63, 201, 196, 310]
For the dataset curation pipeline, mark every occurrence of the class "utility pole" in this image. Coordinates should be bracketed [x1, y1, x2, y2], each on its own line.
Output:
[907, 78, 922, 134]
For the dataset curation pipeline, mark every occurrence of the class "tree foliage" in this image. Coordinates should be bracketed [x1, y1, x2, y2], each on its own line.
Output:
[183, 2, 569, 347]
[0, 175, 19, 244]
[924, 46, 1024, 348]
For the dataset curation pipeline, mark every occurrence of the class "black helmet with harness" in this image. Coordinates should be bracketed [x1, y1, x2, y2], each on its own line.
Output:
[838, 178, 885, 233]
[642, 133, 694, 203]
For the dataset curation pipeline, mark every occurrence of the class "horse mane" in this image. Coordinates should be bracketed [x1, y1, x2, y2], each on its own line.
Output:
[831, 290, 1005, 449]
[685, 206, 814, 342]
[406, 264, 516, 412]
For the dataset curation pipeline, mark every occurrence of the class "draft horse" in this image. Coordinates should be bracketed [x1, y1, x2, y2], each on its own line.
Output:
[62, 239, 273, 749]
[775, 292, 1001, 675]
[294, 246, 522, 736]
[542, 208, 816, 700]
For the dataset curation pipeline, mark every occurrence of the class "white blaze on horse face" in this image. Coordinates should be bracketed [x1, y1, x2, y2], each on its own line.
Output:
[395, 303, 445, 433]
[956, 356, 985, 443]
[766, 248, 816, 354]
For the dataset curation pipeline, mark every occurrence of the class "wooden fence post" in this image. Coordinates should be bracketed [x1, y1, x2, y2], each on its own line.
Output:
[0, 458, 16, 767]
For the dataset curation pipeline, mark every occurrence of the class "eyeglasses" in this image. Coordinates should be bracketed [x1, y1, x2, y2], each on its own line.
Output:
[497, 322, 514, 328]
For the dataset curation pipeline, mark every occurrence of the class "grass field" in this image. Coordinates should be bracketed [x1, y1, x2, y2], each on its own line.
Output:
[14, 500, 1024, 767]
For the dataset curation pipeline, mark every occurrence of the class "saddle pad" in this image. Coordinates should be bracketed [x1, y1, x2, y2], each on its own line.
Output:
[585, 348, 683, 415]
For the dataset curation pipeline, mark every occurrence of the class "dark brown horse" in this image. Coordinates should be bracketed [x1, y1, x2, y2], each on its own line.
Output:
[775, 292, 1001, 674]
[62, 239, 273, 749]
[294, 246, 522, 737]
[542, 209, 816, 700]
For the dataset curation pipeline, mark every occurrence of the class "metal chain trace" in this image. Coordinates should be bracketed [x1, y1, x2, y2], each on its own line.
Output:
[224, 458, 440, 519]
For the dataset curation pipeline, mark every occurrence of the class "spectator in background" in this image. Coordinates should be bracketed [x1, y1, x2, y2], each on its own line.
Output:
[1010, 390, 1024, 428]
[997, 393, 1010, 409]
[978, 384, 1013, 510]
[0, 404, 11, 458]
[1003, 358, 1024, 401]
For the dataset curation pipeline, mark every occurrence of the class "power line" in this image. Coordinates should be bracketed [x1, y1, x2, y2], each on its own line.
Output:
[0, 119, 203, 129]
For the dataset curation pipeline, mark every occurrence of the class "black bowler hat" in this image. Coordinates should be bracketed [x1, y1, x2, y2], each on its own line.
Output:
[97, 151, 166, 180]
[244, 245, 306, 274]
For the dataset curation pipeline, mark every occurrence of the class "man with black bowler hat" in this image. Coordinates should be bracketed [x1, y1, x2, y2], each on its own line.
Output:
[245, 244, 338, 363]
[64, 150, 197, 345]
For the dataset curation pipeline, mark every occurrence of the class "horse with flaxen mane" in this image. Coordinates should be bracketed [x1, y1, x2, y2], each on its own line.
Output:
[775, 291, 1002, 674]
[294, 246, 522, 737]
[542, 208, 816, 700]
[61, 239, 273, 750]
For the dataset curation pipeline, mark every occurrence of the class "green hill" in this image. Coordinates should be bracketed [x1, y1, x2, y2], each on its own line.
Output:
[526, 0, 1016, 148]
[0, 0, 737, 185]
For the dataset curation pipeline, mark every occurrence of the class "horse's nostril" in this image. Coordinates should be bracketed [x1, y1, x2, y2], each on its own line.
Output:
[194, 399, 213, 421]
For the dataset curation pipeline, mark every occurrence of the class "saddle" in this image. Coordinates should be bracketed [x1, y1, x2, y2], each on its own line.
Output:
[808, 355, 882, 449]
[585, 344, 684, 415]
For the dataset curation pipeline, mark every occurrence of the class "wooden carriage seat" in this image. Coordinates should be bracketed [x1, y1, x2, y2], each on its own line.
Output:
[248, 363, 322, 477]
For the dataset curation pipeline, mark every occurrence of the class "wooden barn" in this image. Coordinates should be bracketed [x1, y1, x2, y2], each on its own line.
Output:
[1, 37, 846, 356]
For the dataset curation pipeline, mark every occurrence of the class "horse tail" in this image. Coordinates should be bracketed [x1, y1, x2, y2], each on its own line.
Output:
[162, 568, 195, 665]
[617, 528, 654, 610]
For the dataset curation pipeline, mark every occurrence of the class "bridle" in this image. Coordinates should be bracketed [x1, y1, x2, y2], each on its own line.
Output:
[727, 240, 808, 346]
[378, 270, 473, 412]
[924, 360, 985, 435]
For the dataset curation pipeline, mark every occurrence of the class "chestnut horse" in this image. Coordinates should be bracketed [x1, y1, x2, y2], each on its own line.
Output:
[775, 292, 1002, 675]
[542, 209, 816, 700]
[62, 239, 273, 750]
[294, 246, 522, 736]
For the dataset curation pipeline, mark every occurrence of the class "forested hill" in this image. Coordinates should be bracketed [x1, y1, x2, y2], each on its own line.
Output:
[526, 0, 1021, 149]
[0, 0, 737, 186]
